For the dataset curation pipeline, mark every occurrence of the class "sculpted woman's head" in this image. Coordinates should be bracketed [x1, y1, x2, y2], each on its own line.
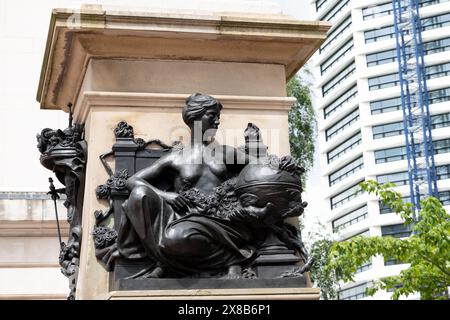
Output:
[182, 93, 222, 138]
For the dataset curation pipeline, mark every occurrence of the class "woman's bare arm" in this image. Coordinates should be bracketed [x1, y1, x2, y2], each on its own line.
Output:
[125, 152, 189, 212]
[126, 152, 175, 191]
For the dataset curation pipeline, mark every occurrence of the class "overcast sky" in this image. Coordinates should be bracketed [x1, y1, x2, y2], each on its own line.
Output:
[276, 0, 312, 20]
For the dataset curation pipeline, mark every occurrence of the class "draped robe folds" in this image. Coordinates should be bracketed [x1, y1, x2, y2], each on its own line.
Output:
[121, 184, 256, 274]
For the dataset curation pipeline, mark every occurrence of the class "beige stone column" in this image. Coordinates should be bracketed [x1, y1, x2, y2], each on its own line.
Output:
[37, 5, 330, 299]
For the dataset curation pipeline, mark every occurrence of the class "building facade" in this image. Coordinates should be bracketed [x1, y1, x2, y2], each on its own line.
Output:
[310, 0, 450, 299]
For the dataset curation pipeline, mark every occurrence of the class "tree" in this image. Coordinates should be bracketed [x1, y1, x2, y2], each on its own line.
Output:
[287, 70, 339, 298]
[308, 238, 339, 300]
[326, 180, 450, 300]
[287, 69, 316, 174]
[302, 219, 339, 300]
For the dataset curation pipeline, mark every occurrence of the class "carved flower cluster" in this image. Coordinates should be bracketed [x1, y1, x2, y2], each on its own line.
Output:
[114, 121, 134, 138]
[92, 226, 118, 249]
[105, 169, 129, 192]
[179, 177, 240, 219]
[179, 188, 216, 213]
[95, 184, 110, 199]
[208, 177, 240, 219]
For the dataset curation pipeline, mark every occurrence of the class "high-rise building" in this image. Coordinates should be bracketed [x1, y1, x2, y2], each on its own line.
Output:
[309, 0, 450, 299]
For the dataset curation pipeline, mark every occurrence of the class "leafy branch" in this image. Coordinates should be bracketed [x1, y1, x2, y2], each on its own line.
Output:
[326, 180, 450, 300]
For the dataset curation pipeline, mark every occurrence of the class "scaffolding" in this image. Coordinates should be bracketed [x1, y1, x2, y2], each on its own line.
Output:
[392, 0, 438, 212]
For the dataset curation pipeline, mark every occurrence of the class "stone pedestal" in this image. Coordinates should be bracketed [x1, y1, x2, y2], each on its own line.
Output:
[109, 287, 321, 300]
[37, 3, 330, 300]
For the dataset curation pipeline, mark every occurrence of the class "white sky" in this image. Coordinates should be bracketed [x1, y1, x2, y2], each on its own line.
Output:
[277, 0, 312, 20]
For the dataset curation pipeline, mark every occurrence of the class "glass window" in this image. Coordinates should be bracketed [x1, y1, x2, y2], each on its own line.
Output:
[384, 256, 406, 266]
[377, 171, 409, 186]
[332, 204, 368, 232]
[387, 164, 449, 181]
[339, 282, 371, 300]
[329, 156, 364, 187]
[327, 132, 362, 163]
[357, 261, 372, 273]
[326, 108, 360, 141]
[375, 146, 407, 164]
[421, 13, 450, 32]
[431, 112, 450, 129]
[368, 73, 400, 91]
[320, 15, 352, 53]
[423, 37, 450, 55]
[371, 88, 450, 114]
[439, 190, 450, 205]
[366, 38, 444, 67]
[436, 164, 450, 180]
[379, 196, 412, 214]
[362, 0, 449, 21]
[330, 180, 364, 210]
[433, 138, 450, 155]
[379, 201, 392, 215]
[322, 0, 350, 21]
[425, 62, 450, 80]
[322, 61, 356, 96]
[365, 12, 450, 44]
[375, 139, 450, 164]
[429, 87, 450, 105]
[373, 121, 404, 139]
[366, 38, 450, 67]
[324, 84, 358, 119]
[387, 284, 406, 292]
[316, 0, 328, 12]
[370, 96, 402, 114]
[366, 48, 397, 67]
[419, 0, 450, 7]
[362, 2, 392, 20]
[321, 39, 354, 75]
[364, 25, 395, 44]
[381, 223, 412, 238]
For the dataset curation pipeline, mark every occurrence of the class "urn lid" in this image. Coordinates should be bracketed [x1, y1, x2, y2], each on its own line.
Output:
[235, 155, 303, 191]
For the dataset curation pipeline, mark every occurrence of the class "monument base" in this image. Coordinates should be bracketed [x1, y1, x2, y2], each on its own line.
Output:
[114, 277, 307, 291]
[108, 287, 320, 300]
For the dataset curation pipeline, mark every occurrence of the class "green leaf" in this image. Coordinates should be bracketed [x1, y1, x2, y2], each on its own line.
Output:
[323, 181, 450, 300]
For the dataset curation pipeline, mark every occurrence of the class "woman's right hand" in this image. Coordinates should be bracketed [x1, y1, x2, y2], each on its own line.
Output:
[163, 192, 190, 212]
[237, 202, 280, 226]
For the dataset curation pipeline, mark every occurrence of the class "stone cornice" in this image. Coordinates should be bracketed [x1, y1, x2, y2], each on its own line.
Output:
[0, 220, 69, 237]
[37, 7, 330, 111]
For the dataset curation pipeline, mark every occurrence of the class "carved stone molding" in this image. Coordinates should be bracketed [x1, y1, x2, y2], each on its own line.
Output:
[75, 92, 297, 123]
[36, 7, 330, 111]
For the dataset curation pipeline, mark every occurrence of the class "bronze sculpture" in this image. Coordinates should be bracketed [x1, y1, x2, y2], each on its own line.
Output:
[37, 122, 86, 299]
[37, 93, 313, 293]
[112, 93, 312, 281]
